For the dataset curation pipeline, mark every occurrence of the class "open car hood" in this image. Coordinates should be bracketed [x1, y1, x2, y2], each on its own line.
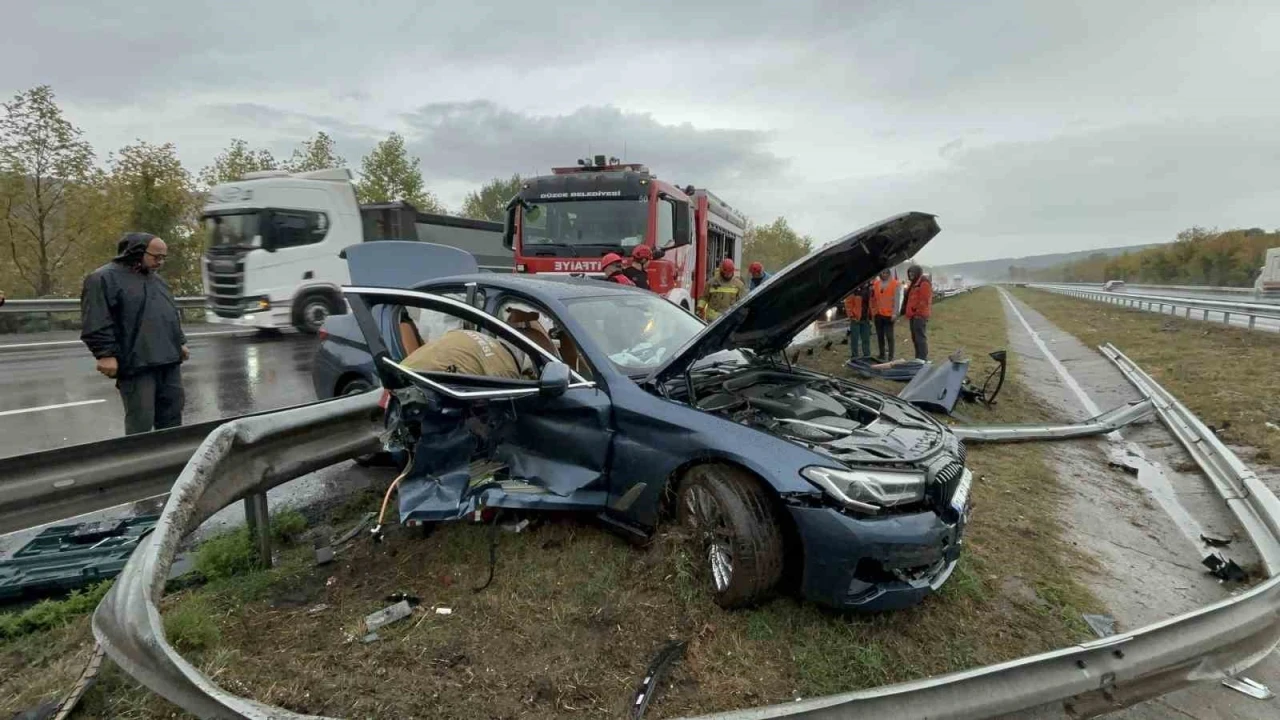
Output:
[649, 212, 940, 383]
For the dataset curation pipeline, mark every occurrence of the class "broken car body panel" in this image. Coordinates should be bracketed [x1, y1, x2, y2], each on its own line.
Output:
[341, 212, 970, 611]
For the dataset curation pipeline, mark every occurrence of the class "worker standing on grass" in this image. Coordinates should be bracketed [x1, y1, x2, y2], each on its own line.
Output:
[748, 262, 770, 292]
[599, 253, 636, 286]
[902, 265, 932, 361]
[80, 232, 189, 435]
[622, 245, 652, 290]
[698, 258, 747, 321]
[844, 282, 874, 361]
[871, 269, 900, 361]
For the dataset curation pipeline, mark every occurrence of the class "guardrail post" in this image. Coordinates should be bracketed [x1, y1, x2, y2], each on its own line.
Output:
[1224, 312, 1231, 326]
[1203, 309, 1209, 321]
[1185, 307, 1191, 318]
[1250, 315, 1257, 330]
[243, 493, 273, 568]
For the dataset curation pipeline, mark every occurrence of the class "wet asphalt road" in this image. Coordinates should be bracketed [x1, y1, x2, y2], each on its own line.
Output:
[0, 327, 321, 458]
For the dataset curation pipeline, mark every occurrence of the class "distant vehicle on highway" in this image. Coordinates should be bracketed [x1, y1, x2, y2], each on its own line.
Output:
[200, 168, 510, 334]
[1103, 280, 1127, 292]
[312, 313, 377, 401]
[1256, 248, 1280, 299]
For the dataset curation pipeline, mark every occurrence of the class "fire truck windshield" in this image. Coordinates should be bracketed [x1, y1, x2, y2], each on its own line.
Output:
[521, 199, 647, 251]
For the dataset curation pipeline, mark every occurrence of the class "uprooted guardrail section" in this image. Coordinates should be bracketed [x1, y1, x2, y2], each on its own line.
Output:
[89, 355, 1280, 719]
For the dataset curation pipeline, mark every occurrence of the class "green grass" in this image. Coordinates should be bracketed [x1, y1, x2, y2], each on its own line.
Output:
[193, 509, 310, 581]
[163, 595, 221, 653]
[0, 581, 114, 640]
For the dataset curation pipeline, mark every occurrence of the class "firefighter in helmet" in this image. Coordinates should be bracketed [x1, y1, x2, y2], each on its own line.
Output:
[697, 258, 746, 321]
[622, 245, 653, 290]
[600, 253, 635, 286]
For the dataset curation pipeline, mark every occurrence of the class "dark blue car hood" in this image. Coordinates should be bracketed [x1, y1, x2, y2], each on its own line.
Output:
[650, 212, 941, 382]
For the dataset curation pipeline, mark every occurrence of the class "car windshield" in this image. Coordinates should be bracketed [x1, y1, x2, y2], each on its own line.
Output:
[204, 213, 261, 250]
[562, 293, 749, 373]
[521, 199, 648, 250]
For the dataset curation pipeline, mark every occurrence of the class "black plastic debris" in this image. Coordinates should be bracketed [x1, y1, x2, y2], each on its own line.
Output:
[1200, 533, 1233, 548]
[1203, 553, 1248, 582]
[960, 350, 1008, 407]
[384, 592, 421, 607]
[631, 640, 688, 720]
[0, 515, 159, 602]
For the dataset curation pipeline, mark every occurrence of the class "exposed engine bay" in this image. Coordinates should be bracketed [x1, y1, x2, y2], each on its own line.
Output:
[690, 369, 950, 466]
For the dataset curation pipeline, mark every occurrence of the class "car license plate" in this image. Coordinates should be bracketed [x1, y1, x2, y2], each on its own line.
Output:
[950, 470, 972, 515]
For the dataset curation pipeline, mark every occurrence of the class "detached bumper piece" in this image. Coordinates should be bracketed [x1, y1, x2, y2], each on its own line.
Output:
[0, 516, 158, 602]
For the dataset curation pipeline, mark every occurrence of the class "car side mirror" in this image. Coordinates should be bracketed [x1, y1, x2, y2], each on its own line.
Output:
[502, 197, 518, 250]
[669, 201, 692, 249]
[538, 361, 571, 398]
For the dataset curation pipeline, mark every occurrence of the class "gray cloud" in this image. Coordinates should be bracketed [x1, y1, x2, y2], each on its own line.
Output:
[399, 101, 786, 185]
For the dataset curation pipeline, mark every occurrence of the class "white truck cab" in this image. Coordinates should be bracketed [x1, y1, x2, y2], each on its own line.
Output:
[201, 168, 508, 333]
[1256, 247, 1280, 299]
[202, 168, 362, 333]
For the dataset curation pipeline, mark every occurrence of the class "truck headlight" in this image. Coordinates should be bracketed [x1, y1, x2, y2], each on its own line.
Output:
[801, 466, 926, 510]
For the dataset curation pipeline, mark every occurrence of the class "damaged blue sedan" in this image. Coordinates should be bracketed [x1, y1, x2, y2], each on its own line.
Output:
[342, 211, 972, 611]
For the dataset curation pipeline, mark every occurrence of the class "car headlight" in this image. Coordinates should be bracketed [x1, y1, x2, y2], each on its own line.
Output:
[801, 466, 927, 510]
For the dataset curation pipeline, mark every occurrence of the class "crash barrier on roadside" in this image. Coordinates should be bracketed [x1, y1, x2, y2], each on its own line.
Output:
[86, 352, 1280, 719]
[91, 392, 381, 719]
[0, 296, 205, 316]
[951, 400, 1153, 443]
[0, 398, 361, 537]
[1028, 284, 1280, 332]
[1101, 343, 1280, 575]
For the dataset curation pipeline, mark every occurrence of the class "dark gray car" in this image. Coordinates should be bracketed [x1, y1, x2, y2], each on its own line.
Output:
[342, 213, 972, 612]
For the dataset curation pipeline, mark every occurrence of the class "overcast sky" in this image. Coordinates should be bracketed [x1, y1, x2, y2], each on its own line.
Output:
[4, 1, 1278, 265]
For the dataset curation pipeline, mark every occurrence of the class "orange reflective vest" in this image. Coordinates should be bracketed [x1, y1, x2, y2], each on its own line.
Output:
[905, 277, 933, 319]
[872, 277, 900, 318]
[843, 294, 863, 320]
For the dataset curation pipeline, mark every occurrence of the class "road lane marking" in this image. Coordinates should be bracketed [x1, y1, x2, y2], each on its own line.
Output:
[0, 399, 107, 417]
[0, 329, 256, 351]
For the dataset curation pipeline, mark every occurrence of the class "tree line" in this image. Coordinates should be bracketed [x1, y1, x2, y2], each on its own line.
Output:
[1010, 227, 1279, 286]
[1, 85, 812, 300]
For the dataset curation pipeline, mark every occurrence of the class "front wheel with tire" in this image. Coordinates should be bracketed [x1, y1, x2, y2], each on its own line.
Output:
[677, 465, 784, 608]
[295, 294, 335, 334]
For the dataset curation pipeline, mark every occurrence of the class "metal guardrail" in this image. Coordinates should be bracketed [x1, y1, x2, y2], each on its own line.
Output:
[0, 398, 348, 536]
[1028, 284, 1280, 331]
[73, 351, 1280, 718]
[0, 297, 206, 315]
[1050, 281, 1257, 296]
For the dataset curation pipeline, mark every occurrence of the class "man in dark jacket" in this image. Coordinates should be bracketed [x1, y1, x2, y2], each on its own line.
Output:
[81, 232, 189, 435]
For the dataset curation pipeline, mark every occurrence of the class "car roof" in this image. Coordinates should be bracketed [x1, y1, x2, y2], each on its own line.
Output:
[416, 273, 646, 302]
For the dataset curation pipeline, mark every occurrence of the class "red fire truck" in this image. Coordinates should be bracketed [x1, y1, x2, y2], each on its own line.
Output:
[501, 155, 748, 311]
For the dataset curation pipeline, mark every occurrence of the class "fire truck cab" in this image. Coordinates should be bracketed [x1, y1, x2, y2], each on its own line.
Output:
[502, 155, 747, 311]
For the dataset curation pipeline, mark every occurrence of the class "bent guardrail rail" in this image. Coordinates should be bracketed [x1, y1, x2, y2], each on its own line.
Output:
[92, 392, 381, 719]
[952, 400, 1153, 443]
[1027, 284, 1280, 332]
[0, 399, 351, 536]
[0, 297, 205, 315]
[87, 352, 1280, 719]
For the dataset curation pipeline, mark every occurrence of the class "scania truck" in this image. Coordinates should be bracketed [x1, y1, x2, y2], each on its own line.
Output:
[502, 155, 748, 311]
[201, 168, 510, 333]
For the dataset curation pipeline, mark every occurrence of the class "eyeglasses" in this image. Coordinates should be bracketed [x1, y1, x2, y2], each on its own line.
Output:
[146, 252, 167, 261]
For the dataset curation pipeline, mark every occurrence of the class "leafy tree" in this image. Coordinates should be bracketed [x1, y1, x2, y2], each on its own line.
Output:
[198, 138, 277, 188]
[1031, 226, 1279, 286]
[461, 175, 522, 222]
[0, 85, 102, 296]
[354, 132, 444, 213]
[743, 217, 812, 275]
[283, 131, 346, 173]
[107, 141, 203, 295]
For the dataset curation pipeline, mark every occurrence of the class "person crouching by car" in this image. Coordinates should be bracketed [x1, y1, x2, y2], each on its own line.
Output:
[600, 253, 635, 286]
[902, 264, 933, 361]
[748, 262, 770, 292]
[622, 245, 652, 290]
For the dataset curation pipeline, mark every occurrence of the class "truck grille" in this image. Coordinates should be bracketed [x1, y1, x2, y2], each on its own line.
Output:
[204, 252, 246, 318]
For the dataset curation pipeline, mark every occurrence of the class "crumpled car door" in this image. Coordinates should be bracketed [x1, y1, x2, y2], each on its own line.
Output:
[345, 285, 596, 522]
